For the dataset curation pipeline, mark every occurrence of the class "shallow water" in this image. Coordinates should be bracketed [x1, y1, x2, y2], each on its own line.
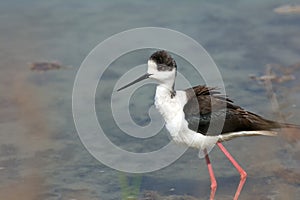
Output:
[0, 0, 300, 199]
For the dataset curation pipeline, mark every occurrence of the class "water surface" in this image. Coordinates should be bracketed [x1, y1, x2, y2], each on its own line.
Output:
[0, 0, 299, 199]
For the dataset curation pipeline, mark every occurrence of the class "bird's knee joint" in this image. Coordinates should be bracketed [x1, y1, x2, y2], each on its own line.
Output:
[211, 181, 217, 190]
[240, 170, 247, 180]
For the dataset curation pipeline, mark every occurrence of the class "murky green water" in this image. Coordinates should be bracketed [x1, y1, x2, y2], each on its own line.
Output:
[0, 0, 299, 199]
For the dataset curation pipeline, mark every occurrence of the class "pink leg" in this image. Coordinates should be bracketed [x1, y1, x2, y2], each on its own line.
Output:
[217, 142, 247, 200]
[204, 150, 217, 200]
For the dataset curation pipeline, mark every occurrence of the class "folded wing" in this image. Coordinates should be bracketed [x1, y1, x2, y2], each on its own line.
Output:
[183, 85, 283, 135]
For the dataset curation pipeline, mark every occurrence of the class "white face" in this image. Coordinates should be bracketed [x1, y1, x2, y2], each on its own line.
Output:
[147, 60, 176, 88]
[147, 60, 158, 75]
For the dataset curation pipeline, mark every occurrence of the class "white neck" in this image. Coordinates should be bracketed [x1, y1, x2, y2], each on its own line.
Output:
[154, 85, 220, 151]
[154, 85, 180, 122]
[158, 79, 175, 92]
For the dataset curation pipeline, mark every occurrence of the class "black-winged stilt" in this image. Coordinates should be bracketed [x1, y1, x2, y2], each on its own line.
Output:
[117, 50, 298, 200]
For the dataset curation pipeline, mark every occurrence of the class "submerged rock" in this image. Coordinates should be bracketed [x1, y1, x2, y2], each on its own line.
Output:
[29, 61, 70, 72]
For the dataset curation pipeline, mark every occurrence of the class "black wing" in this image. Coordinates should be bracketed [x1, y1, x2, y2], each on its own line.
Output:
[183, 85, 282, 135]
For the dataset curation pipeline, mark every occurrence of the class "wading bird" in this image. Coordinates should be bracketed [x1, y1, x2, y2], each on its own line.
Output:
[117, 50, 298, 200]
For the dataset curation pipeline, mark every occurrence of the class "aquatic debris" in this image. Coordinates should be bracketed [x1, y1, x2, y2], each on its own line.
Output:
[119, 173, 142, 200]
[141, 190, 198, 200]
[249, 74, 295, 84]
[29, 61, 69, 72]
[141, 191, 160, 200]
[249, 65, 294, 119]
[250, 62, 300, 143]
[274, 4, 300, 14]
[249, 63, 296, 84]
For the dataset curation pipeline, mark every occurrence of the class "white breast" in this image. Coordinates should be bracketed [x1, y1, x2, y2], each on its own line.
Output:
[154, 85, 219, 152]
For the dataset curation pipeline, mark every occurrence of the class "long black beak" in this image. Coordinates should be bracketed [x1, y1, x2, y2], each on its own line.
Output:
[117, 73, 151, 91]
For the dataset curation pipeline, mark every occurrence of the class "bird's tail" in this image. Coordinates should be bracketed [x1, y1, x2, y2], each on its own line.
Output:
[279, 122, 300, 129]
[219, 130, 278, 142]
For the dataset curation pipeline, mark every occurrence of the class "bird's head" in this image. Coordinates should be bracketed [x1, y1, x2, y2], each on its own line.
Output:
[117, 50, 177, 92]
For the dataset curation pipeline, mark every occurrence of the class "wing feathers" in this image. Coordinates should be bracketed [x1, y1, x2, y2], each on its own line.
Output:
[183, 85, 294, 136]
